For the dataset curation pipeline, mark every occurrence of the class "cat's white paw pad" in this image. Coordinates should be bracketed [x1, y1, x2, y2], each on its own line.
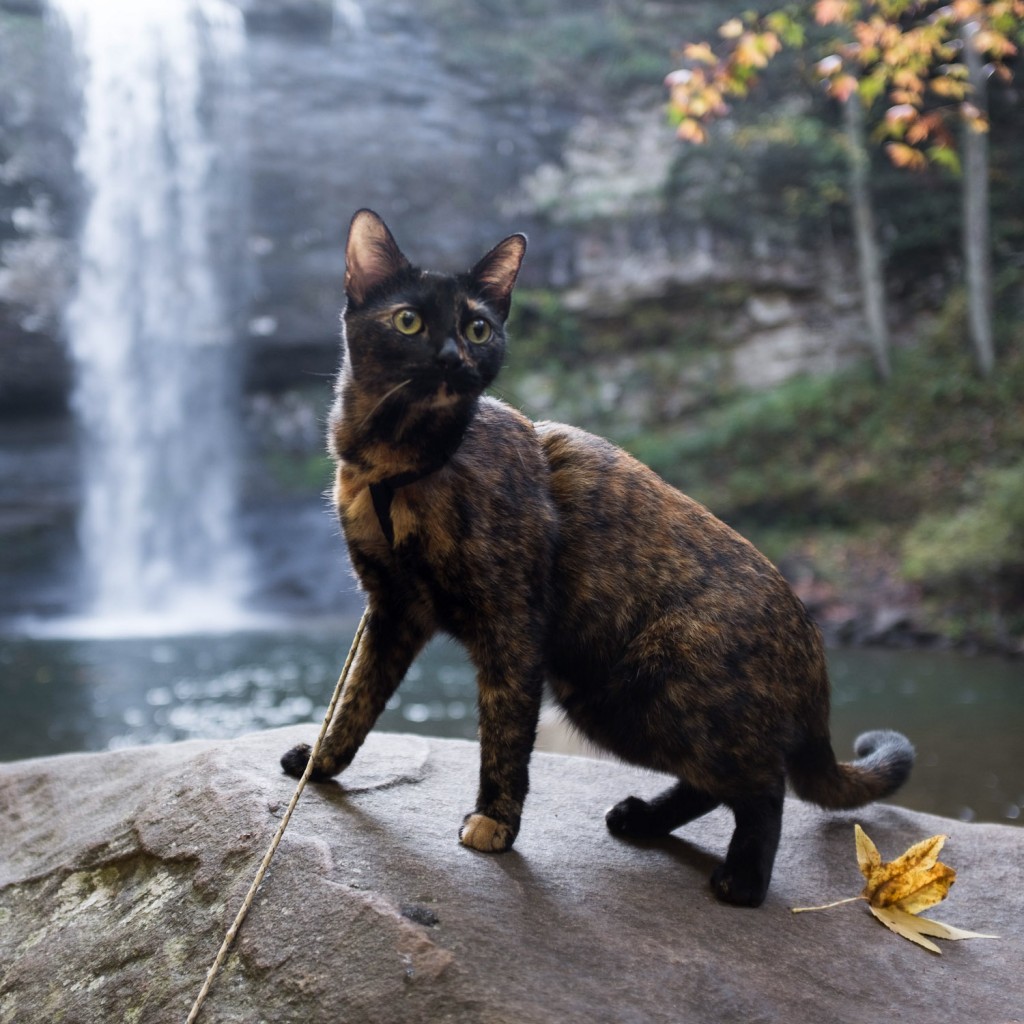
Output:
[459, 813, 514, 852]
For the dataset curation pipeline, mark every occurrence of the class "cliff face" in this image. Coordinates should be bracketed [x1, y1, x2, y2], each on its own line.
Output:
[240, 1, 566, 356]
[0, 2, 77, 414]
[1, 0, 581, 406]
[0, 0, 874, 618]
[1, 0, 869, 407]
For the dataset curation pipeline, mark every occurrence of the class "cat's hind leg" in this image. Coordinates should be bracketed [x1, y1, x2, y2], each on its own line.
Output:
[710, 780, 785, 908]
[606, 780, 719, 839]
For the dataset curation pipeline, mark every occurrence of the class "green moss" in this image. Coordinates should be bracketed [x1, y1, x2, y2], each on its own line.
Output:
[263, 452, 334, 494]
[601, 283, 1024, 645]
[506, 288, 585, 370]
[903, 465, 1024, 585]
[417, 0, 716, 98]
[508, 284, 751, 376]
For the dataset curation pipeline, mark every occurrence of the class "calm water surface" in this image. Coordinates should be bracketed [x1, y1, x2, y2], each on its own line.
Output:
[1, 618, 1020, 826]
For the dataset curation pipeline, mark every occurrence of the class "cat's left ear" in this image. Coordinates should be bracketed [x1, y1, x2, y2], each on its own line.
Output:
[470, 234, 527, 322]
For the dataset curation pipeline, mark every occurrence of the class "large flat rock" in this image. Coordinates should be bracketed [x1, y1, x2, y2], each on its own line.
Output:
[1, 728, 1021, 1023]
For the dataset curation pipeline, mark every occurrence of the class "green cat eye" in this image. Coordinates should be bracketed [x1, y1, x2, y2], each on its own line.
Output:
[464, 318, 492, 345]
[392, 308, 424, 335]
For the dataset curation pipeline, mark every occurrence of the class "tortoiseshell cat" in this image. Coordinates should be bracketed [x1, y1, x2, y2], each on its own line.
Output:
[282, 209, 913, 907]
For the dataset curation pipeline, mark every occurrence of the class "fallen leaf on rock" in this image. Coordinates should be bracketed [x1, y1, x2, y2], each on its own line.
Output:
[792, 824, 998, 954]
[855, 824, 955, 914]
[866, 902, 996, 954]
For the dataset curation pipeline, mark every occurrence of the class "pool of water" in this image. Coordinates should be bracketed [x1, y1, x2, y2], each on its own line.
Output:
[1, 619, 1020, 826]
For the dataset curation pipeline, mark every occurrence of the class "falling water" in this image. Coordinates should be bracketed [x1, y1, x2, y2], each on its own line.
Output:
[52, 0, 252, 631]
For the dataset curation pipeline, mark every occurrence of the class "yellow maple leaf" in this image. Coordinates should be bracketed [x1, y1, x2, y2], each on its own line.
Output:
[793, 824, 998, 954]
[827, 73, 860, 103]
[855, 824, 956, 912]
[675, 117, 707, 144]
[718, 17, 744, 39]
[814, 0, 853, 25]
[682, 42, 718, 66]
[886, 141, 929, 170]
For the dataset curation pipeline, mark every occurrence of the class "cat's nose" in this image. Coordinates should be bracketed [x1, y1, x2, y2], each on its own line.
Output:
[437, 336, 461, 368]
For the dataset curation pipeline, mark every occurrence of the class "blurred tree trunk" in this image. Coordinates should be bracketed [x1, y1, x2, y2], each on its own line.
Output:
[961, 20, 995, 377]
[843, 92, 891, 381]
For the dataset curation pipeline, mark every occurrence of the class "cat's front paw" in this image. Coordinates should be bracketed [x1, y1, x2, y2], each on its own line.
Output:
[459, 813, 516, 852]
[280, 743, 340, 782]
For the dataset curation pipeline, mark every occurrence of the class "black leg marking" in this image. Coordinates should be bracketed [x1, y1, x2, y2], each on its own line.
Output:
[606, 781, 720, 839]
[280, 743, 336, 782]
[710, 783, 784, 908]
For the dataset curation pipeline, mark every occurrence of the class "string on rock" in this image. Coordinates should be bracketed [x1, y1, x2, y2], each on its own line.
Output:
[185, 608, 369, 1023]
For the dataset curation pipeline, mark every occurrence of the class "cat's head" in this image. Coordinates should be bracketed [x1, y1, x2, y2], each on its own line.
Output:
[341, 209, 526, 403]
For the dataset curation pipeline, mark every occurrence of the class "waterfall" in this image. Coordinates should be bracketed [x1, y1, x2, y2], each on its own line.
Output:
[52, 0, 252, 631]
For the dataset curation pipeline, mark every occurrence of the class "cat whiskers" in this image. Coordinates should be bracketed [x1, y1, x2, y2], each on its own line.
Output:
[361, 379, 412, 428]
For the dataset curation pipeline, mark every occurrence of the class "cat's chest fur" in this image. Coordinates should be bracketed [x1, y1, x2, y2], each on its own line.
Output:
[333, 399, 559, 639]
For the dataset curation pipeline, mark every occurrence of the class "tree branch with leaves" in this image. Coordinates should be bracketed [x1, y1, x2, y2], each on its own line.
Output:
[666, 0, 1024, 376]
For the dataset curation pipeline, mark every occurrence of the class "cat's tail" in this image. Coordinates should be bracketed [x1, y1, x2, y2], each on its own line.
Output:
[787, 729, 915, 810]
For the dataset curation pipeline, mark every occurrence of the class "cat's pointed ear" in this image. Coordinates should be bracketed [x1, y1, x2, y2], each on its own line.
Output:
[345, 209, 411, 305]
[470, 233, 527, 321]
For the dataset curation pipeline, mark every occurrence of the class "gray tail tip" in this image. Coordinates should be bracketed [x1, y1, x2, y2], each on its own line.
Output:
[854, 729, 915, 794]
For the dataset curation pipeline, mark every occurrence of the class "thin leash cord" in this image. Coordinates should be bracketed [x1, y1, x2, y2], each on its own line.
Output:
[185, 608, 370, 1024]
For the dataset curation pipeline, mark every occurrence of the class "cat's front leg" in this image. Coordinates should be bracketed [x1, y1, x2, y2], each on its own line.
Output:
[281, 605, 431, 781]
[459, 659, 544, 853]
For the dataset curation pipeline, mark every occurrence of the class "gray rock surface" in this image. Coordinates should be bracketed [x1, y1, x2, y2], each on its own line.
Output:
[1, 728, 1021, 1023]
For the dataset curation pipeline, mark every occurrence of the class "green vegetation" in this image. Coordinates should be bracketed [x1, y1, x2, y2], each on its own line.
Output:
[616, 300, 1024, 645]
[904, 463, 1024, 580]
[506, 286, 745, 367]
[421, 0, 717, 96]
[262, 451, 334, 494]
[505, 289, 586, 368]
[903, 464, 1024, 637]
[501, 287, 742, 439]
[504, 273, 1024, 648]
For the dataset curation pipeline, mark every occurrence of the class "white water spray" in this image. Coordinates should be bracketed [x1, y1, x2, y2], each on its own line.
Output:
[52, 0, 252, 631]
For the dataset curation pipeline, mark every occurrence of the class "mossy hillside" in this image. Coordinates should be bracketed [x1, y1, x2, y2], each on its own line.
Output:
[420, 0, 721, 98]
[237, 261, 1023, 648]
[500, 285, 743, 434]
[662, 316, 1023, 642]
[504, 283, 1024, 647]
[901, 463, 1024, 643]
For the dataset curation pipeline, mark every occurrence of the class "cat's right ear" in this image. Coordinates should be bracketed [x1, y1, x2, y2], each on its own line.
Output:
[344, 209, 411, 305]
